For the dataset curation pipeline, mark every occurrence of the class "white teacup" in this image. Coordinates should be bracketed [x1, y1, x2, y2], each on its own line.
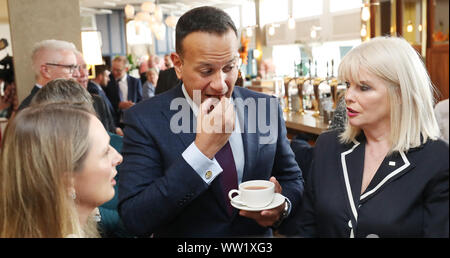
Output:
[228, 180, 275, 208]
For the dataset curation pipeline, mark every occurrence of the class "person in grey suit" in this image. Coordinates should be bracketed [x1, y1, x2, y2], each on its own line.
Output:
[118, 6, 303, 237]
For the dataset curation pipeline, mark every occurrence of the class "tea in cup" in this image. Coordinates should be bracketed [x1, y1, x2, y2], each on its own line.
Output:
[228, 180, 275, 208]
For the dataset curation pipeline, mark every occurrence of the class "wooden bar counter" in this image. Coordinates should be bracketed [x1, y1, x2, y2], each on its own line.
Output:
[283, 110, 329, 136]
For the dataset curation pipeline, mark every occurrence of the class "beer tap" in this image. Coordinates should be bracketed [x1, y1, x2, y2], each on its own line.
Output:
[329, 59, 339, 109]
[295, 61, 305, 114]
[283, 77, 292, 112]
[312, 60, 324, 117]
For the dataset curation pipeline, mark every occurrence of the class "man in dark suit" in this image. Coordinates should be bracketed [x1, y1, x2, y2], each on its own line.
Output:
[104, 56, 142, 127]
[118, 6, 304, 237]
[88, 65, 116, 121]
[18, 39, 80, 110]
[155, 66, 181, 95]
[74, 51, 117, 134]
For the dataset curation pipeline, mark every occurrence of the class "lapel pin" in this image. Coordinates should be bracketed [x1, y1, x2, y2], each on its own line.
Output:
[389, 161, 396, 166]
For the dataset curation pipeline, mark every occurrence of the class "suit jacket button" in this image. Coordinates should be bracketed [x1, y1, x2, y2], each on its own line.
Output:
[205, 171, 212, 179]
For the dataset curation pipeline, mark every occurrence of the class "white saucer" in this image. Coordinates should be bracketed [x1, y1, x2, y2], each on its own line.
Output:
[230, 193, 285, 212]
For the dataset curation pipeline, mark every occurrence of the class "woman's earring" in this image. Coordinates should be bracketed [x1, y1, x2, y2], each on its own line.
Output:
[71, 190, 77, 200]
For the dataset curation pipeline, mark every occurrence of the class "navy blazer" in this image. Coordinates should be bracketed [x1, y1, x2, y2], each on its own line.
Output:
[87, 80, 115, 117]
[118, 86, 304, 237]
[298, 130, 449, 238]
[105, 74, 143, 124]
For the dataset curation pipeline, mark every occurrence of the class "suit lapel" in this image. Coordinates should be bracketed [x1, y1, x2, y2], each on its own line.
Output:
[360, 151, 413, 203]
[160, 86, 195, 148]
[340, 140, 363, 223]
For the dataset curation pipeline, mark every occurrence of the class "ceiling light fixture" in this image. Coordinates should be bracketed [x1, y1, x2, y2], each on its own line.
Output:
[407, 20, 414, 32]
[288, 15, 295, 30]
[361, 4, 370, 21]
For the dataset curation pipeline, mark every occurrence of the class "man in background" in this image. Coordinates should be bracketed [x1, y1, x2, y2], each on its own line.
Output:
[88, 64, 116, 121]
[155, 52, 181, 95]
[18, 39, 80, 110]
[105, 56, 142, 128]
[74, 51, 118, 135]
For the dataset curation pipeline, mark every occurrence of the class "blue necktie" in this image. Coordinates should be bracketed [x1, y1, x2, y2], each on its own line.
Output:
[215, 141, 238, 215]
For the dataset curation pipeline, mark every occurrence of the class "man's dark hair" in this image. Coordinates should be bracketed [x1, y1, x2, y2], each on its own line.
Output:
[175, 6, 238, 56]
[94, 64, 109, 78]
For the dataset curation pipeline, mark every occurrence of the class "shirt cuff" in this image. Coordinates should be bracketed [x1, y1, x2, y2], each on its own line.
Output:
[182, 142, 223, 185]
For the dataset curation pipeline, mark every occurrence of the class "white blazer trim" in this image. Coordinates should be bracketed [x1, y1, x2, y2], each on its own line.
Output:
[341, 140, 360, 237]
[360, 151, 410, 200]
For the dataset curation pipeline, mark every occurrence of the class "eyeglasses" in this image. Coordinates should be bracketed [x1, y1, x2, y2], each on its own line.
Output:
[45, 63, 79, 73]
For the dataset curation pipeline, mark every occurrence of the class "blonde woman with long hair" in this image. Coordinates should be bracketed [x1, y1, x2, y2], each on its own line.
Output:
[0, 104, 122, 237]
[298, 36, 448, 238]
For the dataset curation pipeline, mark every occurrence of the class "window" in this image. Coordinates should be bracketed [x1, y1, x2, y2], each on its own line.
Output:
[330, 0, 362, 13]
[310, 39, 361, 77]
[241, 1, 256, 28]
[272, 44, 302, 77]
[293, 0, 323, 19]
[260, 0, 289, 26]
[270, 40, 361, 78]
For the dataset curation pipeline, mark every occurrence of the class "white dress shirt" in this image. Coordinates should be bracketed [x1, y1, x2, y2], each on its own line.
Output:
[118, 75, 128, 101]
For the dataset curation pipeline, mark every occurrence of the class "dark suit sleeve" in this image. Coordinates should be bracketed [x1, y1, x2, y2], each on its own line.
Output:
[423, 166, 449, 237]
[155, 69, 169, 95]
[271, 101, 305, 235]
[296, 132, 333, 237]
[105, 80, 119, 113]
[296, 159, 317, 237]
[155, 68, 180, 95]
[91, 94, 116, 133]
[117, 108, 208, 236]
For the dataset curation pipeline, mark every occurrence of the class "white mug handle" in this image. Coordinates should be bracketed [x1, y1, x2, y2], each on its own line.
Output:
[228, 189, 244, 205]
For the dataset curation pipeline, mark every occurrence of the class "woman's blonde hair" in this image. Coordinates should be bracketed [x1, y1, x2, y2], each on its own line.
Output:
[0, 104, 98, 237]
[338, 36, 440, 153]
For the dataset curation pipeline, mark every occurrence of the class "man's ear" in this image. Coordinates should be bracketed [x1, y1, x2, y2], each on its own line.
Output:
[40, 64, 52, 80]
[171, 52, 183, 80]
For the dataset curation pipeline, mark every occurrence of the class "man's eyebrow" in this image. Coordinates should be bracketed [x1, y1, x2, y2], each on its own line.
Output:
[196, 59, 237, 67]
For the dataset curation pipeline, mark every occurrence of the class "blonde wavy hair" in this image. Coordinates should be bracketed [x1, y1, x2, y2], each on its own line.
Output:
[338, 36, 440, 153]
[0, 104, 99, 237]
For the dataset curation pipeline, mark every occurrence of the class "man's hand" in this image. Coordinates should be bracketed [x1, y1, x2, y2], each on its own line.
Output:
[238, 177, 285, 228]
[194, 97, 235, 159]
[119, 100, 134, 110]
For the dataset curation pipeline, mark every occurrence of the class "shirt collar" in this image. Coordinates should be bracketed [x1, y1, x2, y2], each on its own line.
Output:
[118, 74, 127, 82]
[181, 83, 199, 117]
